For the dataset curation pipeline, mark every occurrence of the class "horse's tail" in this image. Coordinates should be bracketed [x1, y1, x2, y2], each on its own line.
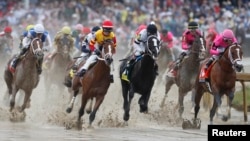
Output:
[202, 92, 212, 111]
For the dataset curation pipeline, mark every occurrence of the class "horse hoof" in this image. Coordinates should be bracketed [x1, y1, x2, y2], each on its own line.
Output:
[66, 108, 72, 113]
[222, 115, 228, 121]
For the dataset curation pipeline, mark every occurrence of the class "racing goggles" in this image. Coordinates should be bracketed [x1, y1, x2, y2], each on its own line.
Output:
[223, 38, 232, 43]
[103, 28, 113, 32]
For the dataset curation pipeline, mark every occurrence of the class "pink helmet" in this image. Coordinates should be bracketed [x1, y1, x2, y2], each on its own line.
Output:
[222, 29, 234, 40]
[75, 24, 83, 31]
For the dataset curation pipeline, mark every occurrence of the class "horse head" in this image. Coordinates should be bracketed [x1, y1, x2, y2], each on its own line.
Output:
[101, 39, 115, 65]
[191, 36, 206, 60]
[145, 35, 160, 59]
[29, 37, 44, 60]
[224, 43, 243, 72]
[58, 34, 72, 58]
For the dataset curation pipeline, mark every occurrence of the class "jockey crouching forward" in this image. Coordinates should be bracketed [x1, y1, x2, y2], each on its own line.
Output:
[72, 26, 101, 72]
[167, 21, 202, 77]
[76, 20, 117, 83]
[10, 24, 50, 74]
[201, 29, 238, 82]
[122, 23, 161, 81]
[160, 28, 175, 61]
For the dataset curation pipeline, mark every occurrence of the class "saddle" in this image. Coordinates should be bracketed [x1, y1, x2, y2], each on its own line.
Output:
[121, 55, 142, 82]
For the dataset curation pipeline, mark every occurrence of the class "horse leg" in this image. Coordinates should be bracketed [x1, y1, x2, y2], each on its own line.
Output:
[20, 90, 32, 112]
[86, 98, 93, 114]
[222, 92, 234, 121]
[178, 90, 186, 119]
[160, 77, 174, 108]
[77, 93, 88, 130]
[66, 89, 79, 113]
[139, 91, 151, 113]
[122, 82, 132, 123]
[89, 96, 104, 127]
[10, 86, 19, 112]
[210, 94, 221, 124]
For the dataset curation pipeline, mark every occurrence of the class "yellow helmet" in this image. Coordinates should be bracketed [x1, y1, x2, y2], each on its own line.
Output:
[61, 26, 71, 34]
[26, 24, 34, 31]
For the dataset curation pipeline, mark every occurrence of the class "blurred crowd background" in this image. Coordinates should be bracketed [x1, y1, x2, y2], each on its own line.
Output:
[1, 0, 250, 56]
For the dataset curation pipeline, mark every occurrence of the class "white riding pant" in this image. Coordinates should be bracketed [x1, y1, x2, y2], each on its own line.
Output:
[133, 42, 145, 56]
[75, 52, 89, 65]
[22, 37, 31, 49]
[80, 54, 97, 70]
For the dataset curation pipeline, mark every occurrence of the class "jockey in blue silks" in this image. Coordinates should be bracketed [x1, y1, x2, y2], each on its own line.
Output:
[10, 23, 52, 74]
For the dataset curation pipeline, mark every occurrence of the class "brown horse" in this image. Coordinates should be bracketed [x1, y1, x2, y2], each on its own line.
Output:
[4, 38, 44, 120]
[191, 43, 243, 128]
[161, 36, 206, 119]
[66, 39, 115, 129]
[43, 34, 73, 93]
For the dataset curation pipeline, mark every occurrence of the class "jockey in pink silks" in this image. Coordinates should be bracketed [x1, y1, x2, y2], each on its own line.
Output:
[160, 28, 175, 60]
[167, 21, 202, 77]
[204, 29, 238, 72]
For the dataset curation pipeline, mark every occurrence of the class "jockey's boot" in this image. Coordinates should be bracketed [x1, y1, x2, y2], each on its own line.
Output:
[77, 69, 86, 77]
[10, 48, 28, 71]
[72, 64, 78, 73]
[205, 57, 214, 71]
[110, 74, 114, 83]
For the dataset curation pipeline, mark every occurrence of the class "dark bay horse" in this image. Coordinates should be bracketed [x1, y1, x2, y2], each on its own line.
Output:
[191, 43, 243, 127]
[66, 39, 115, 130]
[119, 35, 160, 125]
[4, 38, 44, 120]
[43, 34, 73, 93]
[161, 36, 206, 119]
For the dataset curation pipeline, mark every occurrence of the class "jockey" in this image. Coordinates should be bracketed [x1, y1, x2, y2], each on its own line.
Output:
[76, 20, 117, 83]
[167, 21, 202, 77]
[160, 28, 175, 61]
[10, 24, 50, 74]
[72, 23, 84, 50]
[127, 24, 147, 56]
[204, 29, 238, 74]
[0, 26, 13, 54]
[205, 28, 218, 51]
[129, 23, 160, 72]
[52, 26, 74, 55]
[72, 26, 101, 72]
[19, 24, 35, 49]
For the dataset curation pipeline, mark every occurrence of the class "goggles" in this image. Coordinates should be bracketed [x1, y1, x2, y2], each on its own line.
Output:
[223, 38, 232, 43]
[103, 28, 113, 32]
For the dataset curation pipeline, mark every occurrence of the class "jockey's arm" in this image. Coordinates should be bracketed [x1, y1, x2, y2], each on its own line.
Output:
[43, 33, 52, 51]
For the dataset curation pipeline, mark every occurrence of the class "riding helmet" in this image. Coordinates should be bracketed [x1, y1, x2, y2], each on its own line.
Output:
[161, 28, 168, 34]
[92, 26, 101, 33]
[26, 24, 34, 31]
[222, 29, 235, 40]
[34, 24, 45, 33]
[4, 26, 12, 33]
[147, 24, 157, 34]
[188, 21, 198, 29]
[61, 26, 71, 35]
[102, 20, 113, 32]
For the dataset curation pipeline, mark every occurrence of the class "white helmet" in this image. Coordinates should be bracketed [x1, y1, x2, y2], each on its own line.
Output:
[34, 24, 45, 33]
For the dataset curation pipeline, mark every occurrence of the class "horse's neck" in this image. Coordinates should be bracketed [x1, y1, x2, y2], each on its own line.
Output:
[22, 52, 37, 69]
[217, 56, 235, 73]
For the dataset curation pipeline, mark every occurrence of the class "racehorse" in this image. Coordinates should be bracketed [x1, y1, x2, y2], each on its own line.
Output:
[156, 41, 182, 85]
[161, 36, 206, 119]
[66, 39, 115, 130]
[119, 35, 160, 125]
[43, 34, 73, 93]
[191, 43, 243, 128]
[4, 38, 44, 120]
